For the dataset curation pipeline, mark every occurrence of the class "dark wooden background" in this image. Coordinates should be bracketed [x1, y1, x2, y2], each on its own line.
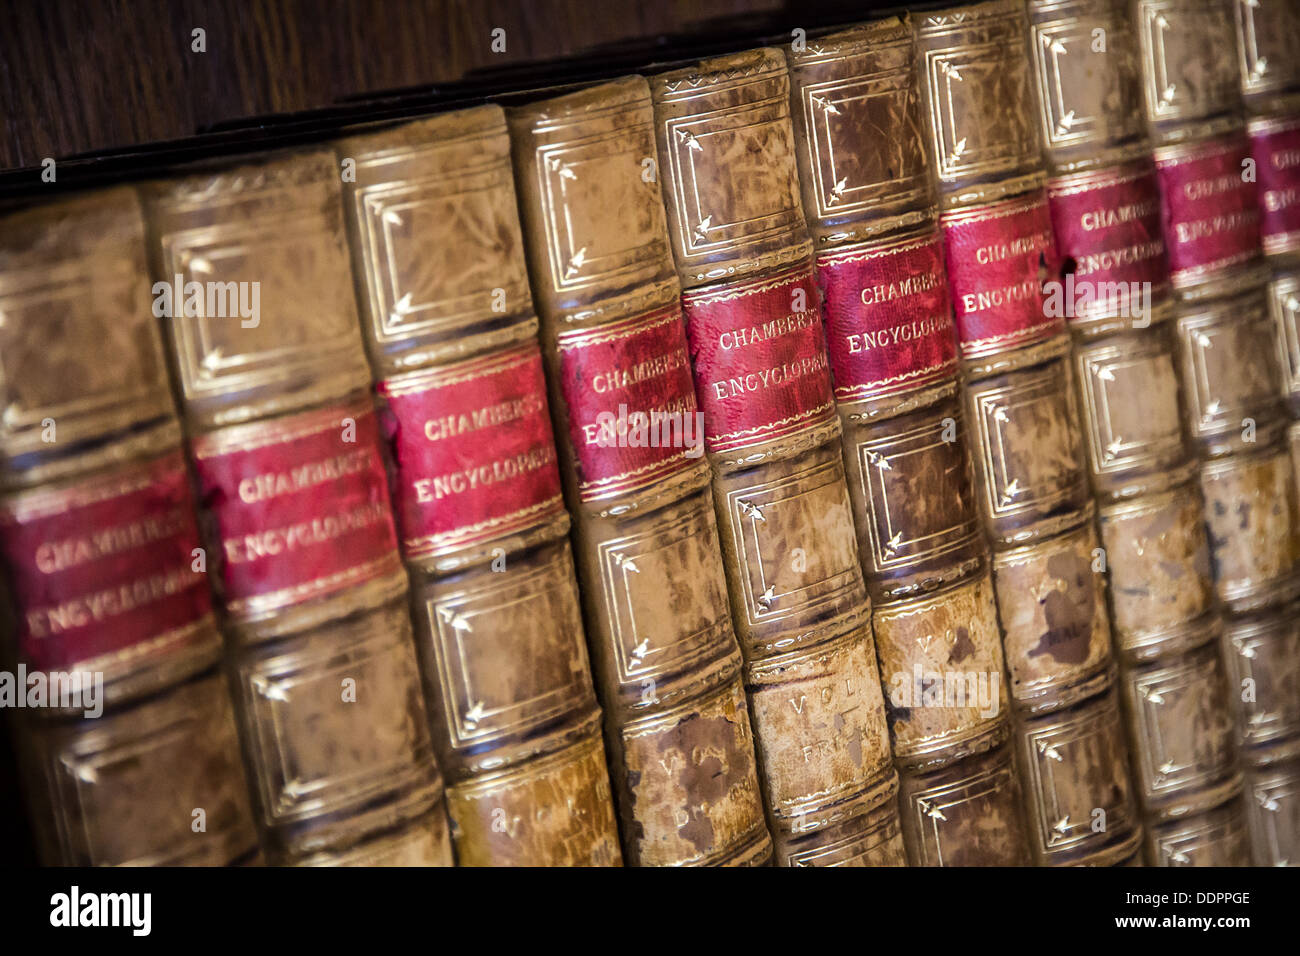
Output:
[0, 0, 799, 172]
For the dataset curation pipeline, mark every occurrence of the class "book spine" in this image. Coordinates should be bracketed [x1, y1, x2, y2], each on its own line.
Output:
[508, 80, 773, 866]
[1025, 0, 1248, 866]
[332, 109, 622, 866]
[649, 49, 906, 866]
[0, 189, 259, 866]
[916, 0, 1144, 866]
[785, 18, 1033, 866]
[1235, 0, 1300, 867]
[139, 152, 454, 866]
[1136, 0, 1300, 864]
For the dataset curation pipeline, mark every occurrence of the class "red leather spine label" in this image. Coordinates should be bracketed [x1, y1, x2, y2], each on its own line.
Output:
[681, 265, 836, 453]
[556, 306, 701, 501]
[815, 231, 958, 402]
[1249, 115, 1300, 257]
[1046, 161, 1170, 318]
[376, 343, 564, 557]
[939, 191, 1064, 359]
[1154, 134, 1262, 287]
[191, 401, 401, 614]
[0, 450, 211, 670]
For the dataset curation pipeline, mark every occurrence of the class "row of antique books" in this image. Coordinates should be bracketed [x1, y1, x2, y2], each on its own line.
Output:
[2, 0, 1299, 867]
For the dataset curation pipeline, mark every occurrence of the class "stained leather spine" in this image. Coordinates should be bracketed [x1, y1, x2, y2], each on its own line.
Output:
[139, 151, 454, 866]
[508, 81, 773, 866]
[1135, 0, 1300, 864]
[332, 110, 622, 866]
[1233, 0, 1300, 866]
[0, 189, 259, 866]
[916, 0, 1143, 866]
[649, 48, 904, 865]
[1022, 0, 1255, 866]
[787, 17, 1033, 866]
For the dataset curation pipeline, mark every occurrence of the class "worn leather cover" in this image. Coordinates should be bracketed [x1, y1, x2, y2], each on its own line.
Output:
[1135, 0, 1249, 145]
[650, 48, 903, 865]
[915, 0, 1047, 208]
[333, 110, 621, 866]
[509, 80, 772, 867]
[1034, 0, 1261, 864]
[0, 190, 259, 866]
[139, 151, 455, 865]
[1233, 0, 1300, 112]
[1135, 0, 1270, 299]
[919, 1, 1142, 865]
[1236, 0, 1300, 262]
[1232, 0, 1300, 869]
[786, 19, 1030, 866]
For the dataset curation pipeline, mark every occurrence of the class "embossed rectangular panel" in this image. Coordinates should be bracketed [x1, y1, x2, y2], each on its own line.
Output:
[533, 137, 666, 296]
[721, 455, 861, 630]
[40, 671, 255, 866]
[1028, 0, 1145, 156]
[351, 163, 531, 347]
[1245, 760, 1300, 867]
[651, 48, 813, 282]
[1233, 0, 1300, 99]
[965, 355, 1090, 541]
[1137, 0, 1241, 127]
[898, 741, 1032, 866]
[422, 549, 591, 751]
[661, 99, 802, 266]
[596, 502, 731, 686]
[236, 613, 432, 827]
[797, 68, 927, 222]
[1222, 609, 1300, 753]
[849, 405, 979, 579]
[785, 18, 934, 247]
[1175, 291, 1284, 448]
[1074, 325, 1188, 488]
[1121, 642, 1238, 813]
[337, 105, 539, 373]
[1015, 690, 1138, 861]
[1150, 796, 1252, 865]
[0, 189, 174, 457]
[1269, 269, 1300, 410]
[915, 1, 1041, 189]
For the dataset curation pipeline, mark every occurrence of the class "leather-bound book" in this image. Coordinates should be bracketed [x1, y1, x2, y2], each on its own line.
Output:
[1235, 0, 1300, 261]
[331, 108, 622, 866]
[1020, 0, 1247, 865]
[913, 0, 1143, 865]
[785, 18, 1033, 867]
[1131, 0, 1300, 864]
[0, 189, 258, 865]
[508, 81, 773, 866]
[648, 48, 905, 865]
[139, 152, 454, 866]
[1234, 0, 1300, 867]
